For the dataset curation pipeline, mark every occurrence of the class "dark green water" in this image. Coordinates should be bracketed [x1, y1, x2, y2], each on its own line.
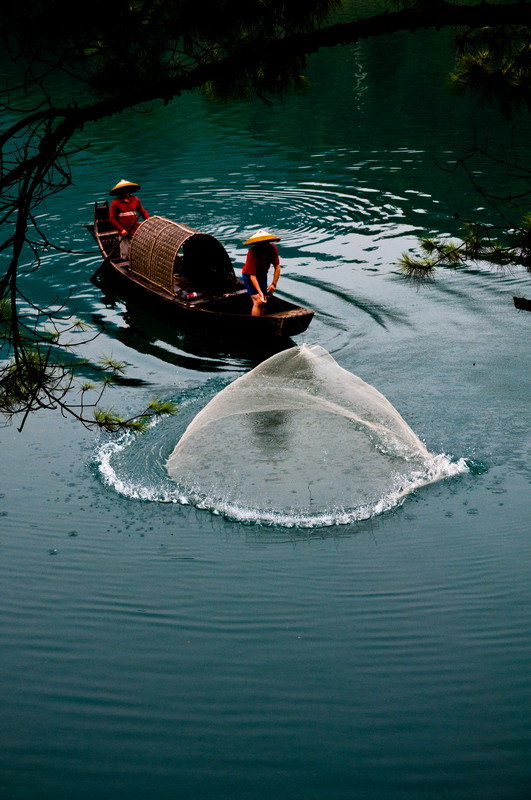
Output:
[1, 23, 530, 800]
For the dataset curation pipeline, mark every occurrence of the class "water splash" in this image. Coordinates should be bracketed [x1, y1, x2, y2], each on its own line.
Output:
[94, 347, 469, 527]
[158, 345, 468, 526]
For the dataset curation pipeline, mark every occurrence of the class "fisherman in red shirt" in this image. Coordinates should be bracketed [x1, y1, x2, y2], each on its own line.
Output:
[242, 229, 282, 316]
[109, 179, 150, 262]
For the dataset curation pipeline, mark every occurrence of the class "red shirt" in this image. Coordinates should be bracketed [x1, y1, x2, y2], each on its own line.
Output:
[109, 196, 150, 235]
[242, 242, 279, 276]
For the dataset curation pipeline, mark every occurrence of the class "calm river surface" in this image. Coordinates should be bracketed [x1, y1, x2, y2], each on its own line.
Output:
[1, 19, 530, 800]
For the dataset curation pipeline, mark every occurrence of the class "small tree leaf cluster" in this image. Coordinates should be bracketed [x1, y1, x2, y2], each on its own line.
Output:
[451, 25, 531, 116]
[399, 215, 531, 279]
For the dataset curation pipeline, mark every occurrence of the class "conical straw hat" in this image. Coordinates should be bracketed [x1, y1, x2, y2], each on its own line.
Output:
[243, 228, 280, 245]
[110, 179, 140, 196]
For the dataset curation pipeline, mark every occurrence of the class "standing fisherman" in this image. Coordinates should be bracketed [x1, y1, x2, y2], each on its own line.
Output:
[241, 229, 282, 317]
[109, 179, 150, 262]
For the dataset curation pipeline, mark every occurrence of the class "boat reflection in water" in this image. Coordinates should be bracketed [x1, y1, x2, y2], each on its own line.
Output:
[91, 264, 297, 374]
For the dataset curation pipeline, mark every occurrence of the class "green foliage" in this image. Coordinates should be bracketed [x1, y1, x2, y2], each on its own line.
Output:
[0, 349, 57, 415]
[98, 356, 127, 374]
[147, 399, 177, 416]
[451, 25, 531, 114]
[94, 399, 177, 432]
[399, 234, 464, 277]
[515, 212, 531, 255]
[398, 253, 436, 277]
[0, 299, 12, 336]
[0, 0, 340, 101]
[203, 68, 311, 104]
[399, 213, 531, 278]
[0, 306, 178, 429]
[420, 237, 462, 262]
[93, 407, 132, 432]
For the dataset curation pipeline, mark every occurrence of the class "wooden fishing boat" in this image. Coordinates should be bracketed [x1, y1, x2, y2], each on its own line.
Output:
[89, 202, 314, 337]
[513, 296, 531, 312]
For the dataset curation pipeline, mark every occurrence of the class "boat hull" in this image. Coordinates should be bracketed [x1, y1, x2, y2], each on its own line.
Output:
[88, 208, 314, 338]
[97, 259, 313, 337]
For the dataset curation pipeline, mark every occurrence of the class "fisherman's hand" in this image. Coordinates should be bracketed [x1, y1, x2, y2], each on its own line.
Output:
[267, 283, 276, 294]
[121, 229, 127, 236]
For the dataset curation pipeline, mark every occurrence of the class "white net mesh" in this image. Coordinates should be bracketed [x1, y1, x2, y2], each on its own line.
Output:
[166, 345, 462, 525]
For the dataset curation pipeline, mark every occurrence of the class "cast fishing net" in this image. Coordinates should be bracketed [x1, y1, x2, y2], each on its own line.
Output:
[166, 344, 466, 525]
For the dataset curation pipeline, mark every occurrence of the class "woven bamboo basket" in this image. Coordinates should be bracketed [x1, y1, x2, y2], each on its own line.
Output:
[130, 216, 235, 293]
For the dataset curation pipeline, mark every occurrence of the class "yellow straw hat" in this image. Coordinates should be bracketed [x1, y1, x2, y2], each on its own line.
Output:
[243, 228, 280, 245]
[110, 179, 140, 196]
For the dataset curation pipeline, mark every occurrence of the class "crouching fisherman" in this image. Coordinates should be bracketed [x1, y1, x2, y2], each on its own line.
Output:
[241, 229, 281, 317]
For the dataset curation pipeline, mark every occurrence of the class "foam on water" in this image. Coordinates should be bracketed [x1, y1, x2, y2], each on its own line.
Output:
[94, 346, 469, 528]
